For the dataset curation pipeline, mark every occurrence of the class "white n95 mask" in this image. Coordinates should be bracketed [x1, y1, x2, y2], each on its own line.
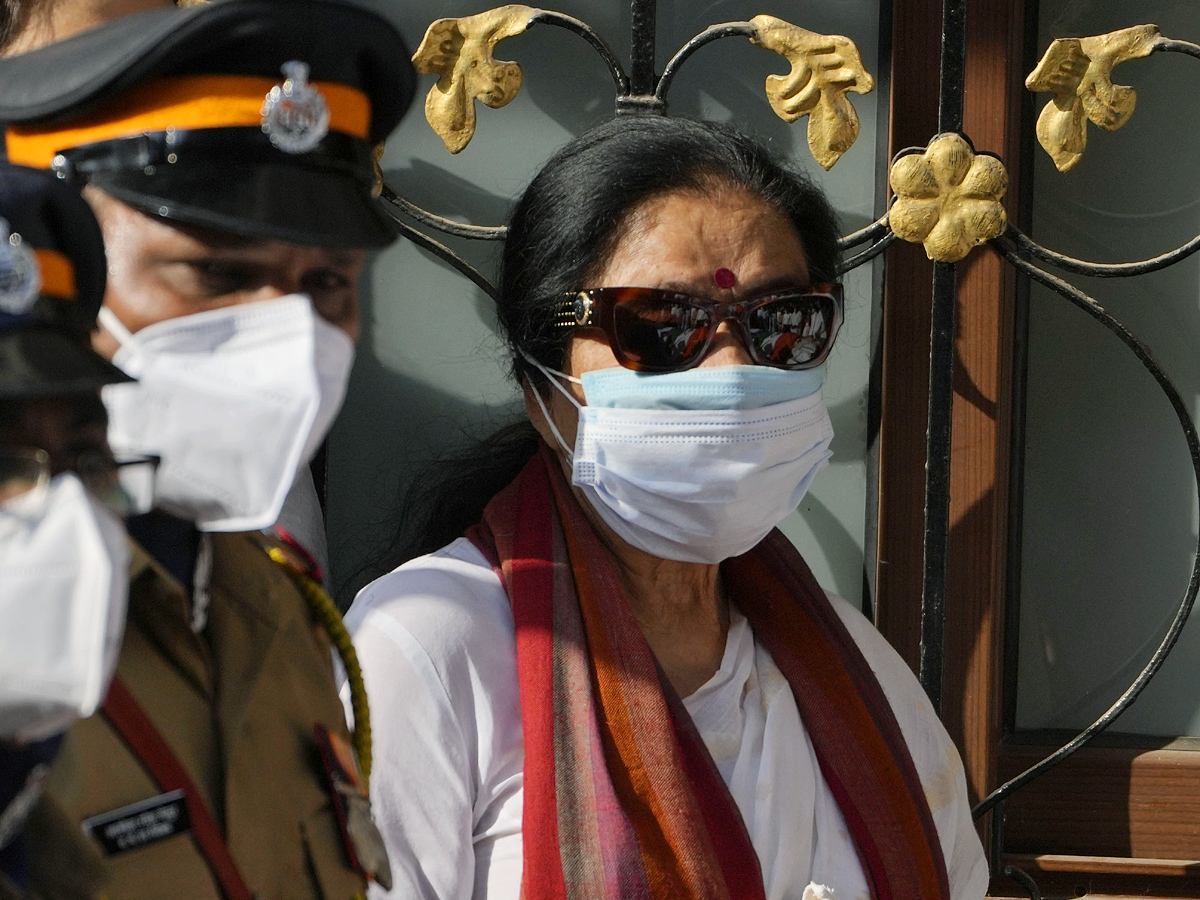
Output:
[99, 295, 354, 532]
[527, 360, 834, 563]
[0, 474, 129, 744]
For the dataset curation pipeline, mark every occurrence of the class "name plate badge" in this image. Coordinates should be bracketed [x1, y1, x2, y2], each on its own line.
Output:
[82, 789, 190, 856]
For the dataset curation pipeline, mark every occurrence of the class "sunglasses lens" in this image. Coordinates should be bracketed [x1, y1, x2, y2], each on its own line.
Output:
[747, 294, 838, 369]
[611, 290, 713, 371]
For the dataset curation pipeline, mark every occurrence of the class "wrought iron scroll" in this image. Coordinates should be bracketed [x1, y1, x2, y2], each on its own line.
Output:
[386, 3, 894, 338]
[384, 2, 1200, 894]
[971, 236, 1200, 821]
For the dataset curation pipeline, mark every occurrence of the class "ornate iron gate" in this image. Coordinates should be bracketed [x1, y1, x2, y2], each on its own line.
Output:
[378, 2, 1200, 893]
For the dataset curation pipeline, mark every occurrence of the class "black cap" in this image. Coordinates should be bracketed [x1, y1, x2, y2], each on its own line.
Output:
[0, 164, 131, 398]
[0, 0, 416, 248]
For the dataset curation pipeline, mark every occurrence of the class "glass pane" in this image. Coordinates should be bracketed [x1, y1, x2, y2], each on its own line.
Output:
[327, 0, 884, 611]
[1016, 0, 1200, 734]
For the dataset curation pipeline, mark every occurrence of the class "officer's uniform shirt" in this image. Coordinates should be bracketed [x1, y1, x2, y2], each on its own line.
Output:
[27, 535, 365, 900]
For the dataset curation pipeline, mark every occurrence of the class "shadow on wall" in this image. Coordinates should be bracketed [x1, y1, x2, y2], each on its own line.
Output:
[327, 356, 523, 603]
[326, 252, 522, 603]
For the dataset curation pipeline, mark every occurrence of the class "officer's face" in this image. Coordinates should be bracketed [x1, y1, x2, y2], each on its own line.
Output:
[0, 394, 111, 478]
[86, 188, 366, 359]
[2, 0, 173, 56]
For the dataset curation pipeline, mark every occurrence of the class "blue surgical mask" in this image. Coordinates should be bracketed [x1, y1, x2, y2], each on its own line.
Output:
[580, 364, 825, 410]
[522, 355, 834, 563]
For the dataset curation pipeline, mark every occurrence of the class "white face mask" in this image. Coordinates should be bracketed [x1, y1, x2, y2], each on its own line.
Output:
[0, 474, 129, 744]
[99, 295, 355, 532]
[527, 359, 834, 564]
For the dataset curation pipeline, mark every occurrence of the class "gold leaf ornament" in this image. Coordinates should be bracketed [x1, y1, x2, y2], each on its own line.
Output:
[889, 134, 1008, 263]
[412, 5, 539, 153]
[1025, 24, 1160, 172]
[749, 15, 875, 170]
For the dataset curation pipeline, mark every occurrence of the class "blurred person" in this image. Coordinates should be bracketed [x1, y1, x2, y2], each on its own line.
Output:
[0, 163, 141, 898]
[0, 0, 330, 581]
[0, 2, 415, 897]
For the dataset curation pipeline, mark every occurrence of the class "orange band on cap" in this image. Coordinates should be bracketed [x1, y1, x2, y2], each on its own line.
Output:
[34, 249, 76, 300]
[5, 74, 371, 169]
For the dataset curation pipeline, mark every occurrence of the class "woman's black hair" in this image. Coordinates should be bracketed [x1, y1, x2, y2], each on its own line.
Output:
[499, 114, 842, 385]
[368, 116, 842, 579]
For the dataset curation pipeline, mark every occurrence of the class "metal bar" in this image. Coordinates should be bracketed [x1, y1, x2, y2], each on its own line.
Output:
[920, 262, 957, 710]
[1002, 865, 1043, 900]
[628, 0, 657, 95]
[918, 0, 969, 710]
[655, 22, 756, 102]
[1001, 224, 1200, 278]
[529, 11, 630, 93]
[1157, 38, 1200, 59]
[838, 231, 898, 274]
[379, 185, 508, 241]
[989, 800, 1006, 880]
[838, 214, 893, 251]
[937, 0, 967, 133]
[972, 243, 1200, 819]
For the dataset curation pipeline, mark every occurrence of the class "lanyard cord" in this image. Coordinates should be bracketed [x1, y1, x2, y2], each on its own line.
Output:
[265, 548, 373, 783]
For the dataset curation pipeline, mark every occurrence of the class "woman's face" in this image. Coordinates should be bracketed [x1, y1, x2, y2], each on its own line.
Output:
[528, 187, 811, 450]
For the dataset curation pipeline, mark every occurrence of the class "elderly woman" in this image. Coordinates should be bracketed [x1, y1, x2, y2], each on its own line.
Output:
[346, 117, 988, 900]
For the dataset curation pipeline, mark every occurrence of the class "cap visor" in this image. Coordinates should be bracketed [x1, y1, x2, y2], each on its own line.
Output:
[0, 326, 132, 398]
[92, 160, 397, 249]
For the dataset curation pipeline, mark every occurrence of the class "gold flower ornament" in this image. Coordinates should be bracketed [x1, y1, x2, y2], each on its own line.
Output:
[889, 134, 1008, 263]
[1025, 24, 1161, 172]
[412, 5, 539, 153]
[749, 15, 875, 170]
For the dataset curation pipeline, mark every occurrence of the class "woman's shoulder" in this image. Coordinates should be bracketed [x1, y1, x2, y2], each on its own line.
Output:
[343, 541, 525, 897]
[348, 537, 510, 624]
[822, 594, 915, 677]
[344, 538, 515, 679]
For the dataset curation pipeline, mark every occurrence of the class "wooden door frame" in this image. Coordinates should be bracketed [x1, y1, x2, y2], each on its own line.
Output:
[876, 0, 1029, 821]
[877, 0, 1200, 894]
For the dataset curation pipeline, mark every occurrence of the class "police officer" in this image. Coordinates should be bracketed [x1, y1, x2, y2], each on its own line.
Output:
[0, 163, 141, 899]
[0, 2, 414, 897]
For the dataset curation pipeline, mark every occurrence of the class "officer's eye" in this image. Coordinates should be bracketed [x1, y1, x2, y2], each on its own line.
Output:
[302, 269, 352, 295]
[187, 259, 260, 296]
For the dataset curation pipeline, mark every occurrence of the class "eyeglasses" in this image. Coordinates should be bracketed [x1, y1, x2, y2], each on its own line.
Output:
[0, 446, 160, 517]
[551, 284, 844, 373]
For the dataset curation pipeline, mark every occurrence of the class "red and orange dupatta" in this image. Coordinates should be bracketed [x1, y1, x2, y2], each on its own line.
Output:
[467, 446, 950, 900]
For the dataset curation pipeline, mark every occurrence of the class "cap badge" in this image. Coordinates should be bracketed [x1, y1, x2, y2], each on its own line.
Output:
[0, 219, 41, 316]
[261, 61, 330, 154]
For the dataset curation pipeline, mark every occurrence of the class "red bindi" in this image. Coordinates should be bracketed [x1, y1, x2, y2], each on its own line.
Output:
[713, 267, 736, 289]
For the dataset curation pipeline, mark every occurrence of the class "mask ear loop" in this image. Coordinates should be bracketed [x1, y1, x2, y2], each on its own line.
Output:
[519, 350, 581, 461]
[97, 306, 136, 347]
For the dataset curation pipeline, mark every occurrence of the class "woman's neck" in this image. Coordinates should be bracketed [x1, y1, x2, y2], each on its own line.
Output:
[579, 487, 730, 697]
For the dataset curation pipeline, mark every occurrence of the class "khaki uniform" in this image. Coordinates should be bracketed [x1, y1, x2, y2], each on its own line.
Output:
[0, 873, 23, 900]
[27, 534, 366, 900]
